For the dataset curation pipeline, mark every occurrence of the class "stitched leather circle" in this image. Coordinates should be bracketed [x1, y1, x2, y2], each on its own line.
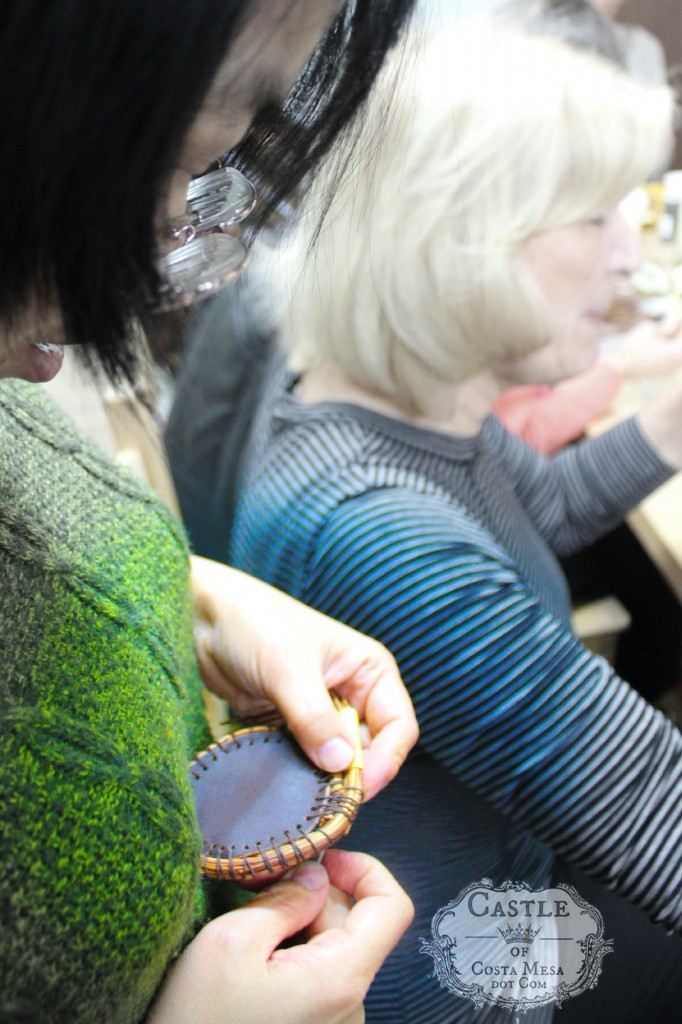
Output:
[189, 724, 361, 881]
[192, 728, 329, 855]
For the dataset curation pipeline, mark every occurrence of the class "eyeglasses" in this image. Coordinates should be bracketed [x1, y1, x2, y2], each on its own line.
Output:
[157, 165, 256, 311]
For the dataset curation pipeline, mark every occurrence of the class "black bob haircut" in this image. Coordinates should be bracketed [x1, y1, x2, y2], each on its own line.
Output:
[0, 0, 414, 382]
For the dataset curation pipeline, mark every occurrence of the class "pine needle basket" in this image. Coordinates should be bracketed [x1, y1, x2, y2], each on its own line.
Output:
[189, 695, 363, 883]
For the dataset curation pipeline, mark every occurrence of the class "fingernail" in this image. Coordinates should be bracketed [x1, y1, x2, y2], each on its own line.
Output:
[283, 862, 327, 891]
[316, 737, 354, 773]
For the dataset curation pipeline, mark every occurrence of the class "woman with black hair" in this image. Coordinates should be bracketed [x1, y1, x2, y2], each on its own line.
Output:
[0, 2, 419, 1022]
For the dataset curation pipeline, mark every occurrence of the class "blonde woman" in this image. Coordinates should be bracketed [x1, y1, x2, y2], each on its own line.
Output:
[232, 19, 682, 1023]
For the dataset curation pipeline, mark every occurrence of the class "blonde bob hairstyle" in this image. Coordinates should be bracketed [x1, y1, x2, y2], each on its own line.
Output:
[274, 17, 675, 414]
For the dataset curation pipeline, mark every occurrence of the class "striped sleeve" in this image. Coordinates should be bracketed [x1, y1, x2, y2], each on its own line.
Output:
[495, 416, 675, 556]
[305, 487, 682, 932]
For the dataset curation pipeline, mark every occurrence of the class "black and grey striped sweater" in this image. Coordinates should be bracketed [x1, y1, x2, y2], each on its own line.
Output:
[232, 386, 682, 1022]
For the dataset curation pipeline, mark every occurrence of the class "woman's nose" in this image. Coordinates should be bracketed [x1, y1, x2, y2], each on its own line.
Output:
[609, 211, 643, 276]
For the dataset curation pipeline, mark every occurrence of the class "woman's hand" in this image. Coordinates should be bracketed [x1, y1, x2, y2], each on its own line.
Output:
[604, 312, 682, 379]
[633, 314, 682, 470]
[147, 851, 413, 1024]
[191, 557, 418, 800]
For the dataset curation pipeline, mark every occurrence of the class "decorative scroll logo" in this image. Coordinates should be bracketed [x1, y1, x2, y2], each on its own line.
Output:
[420, 879, 613, 1014]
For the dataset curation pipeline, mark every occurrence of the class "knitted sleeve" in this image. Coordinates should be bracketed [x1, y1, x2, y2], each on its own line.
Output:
[0, 550, 208, 1024]
[0, 381, 211, 1024]
[303, 488, 682, 933]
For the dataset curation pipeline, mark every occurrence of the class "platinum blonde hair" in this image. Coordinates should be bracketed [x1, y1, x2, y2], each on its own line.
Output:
[274, 17, 675, 413]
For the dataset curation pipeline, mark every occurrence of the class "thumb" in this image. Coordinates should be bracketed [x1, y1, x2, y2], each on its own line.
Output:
[233, 862, 331, 953]
[267, 659, 357, 774]
[146, 863, 332, 1024]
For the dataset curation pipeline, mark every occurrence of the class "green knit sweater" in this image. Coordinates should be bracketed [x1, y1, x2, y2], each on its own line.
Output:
[0, 380, 212, 1023]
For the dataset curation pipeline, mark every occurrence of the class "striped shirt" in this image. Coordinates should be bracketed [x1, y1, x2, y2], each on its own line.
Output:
[232, 383, 682, 1022]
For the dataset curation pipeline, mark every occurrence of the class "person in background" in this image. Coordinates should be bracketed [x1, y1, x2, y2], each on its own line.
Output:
[588, 0, 667, 83]
[0, 2, 421, 1023]
[230, 19, 682, 1022]
[502, 0, 670, 176]
[502, 0, 625, 62]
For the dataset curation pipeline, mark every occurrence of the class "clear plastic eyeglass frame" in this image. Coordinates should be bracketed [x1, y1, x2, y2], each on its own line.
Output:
[157, 165, 257, 311]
